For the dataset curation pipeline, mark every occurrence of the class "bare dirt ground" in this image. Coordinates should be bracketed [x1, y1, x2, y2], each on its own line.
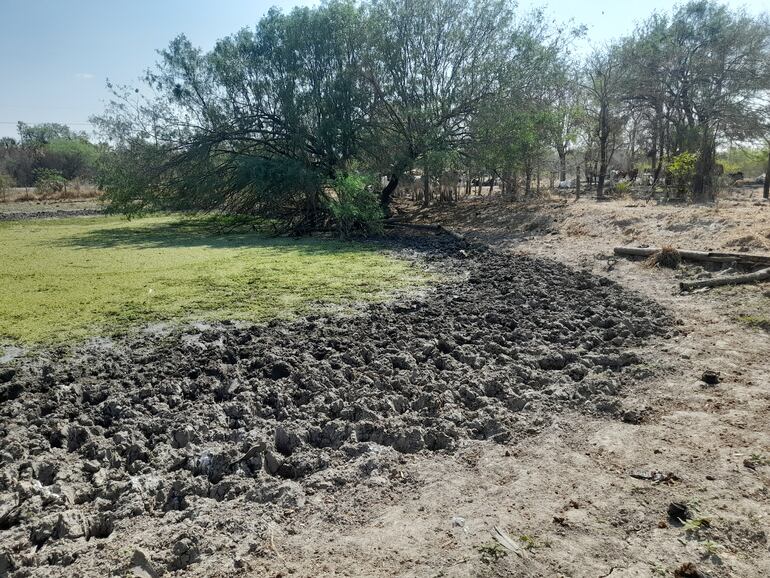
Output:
[396, 187, 770, 577]
[0, 198, 103, 221]
[2, 191, 769, 577]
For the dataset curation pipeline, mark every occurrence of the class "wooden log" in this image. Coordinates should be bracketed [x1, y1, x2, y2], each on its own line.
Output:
[680, 267, 770, 291]
[614, 246, 770, 266]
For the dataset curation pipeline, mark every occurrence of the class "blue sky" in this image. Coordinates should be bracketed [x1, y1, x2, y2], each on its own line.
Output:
[0, 0, 766, 139]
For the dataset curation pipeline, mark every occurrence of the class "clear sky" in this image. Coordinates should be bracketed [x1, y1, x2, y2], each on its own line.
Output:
[0, 0, 766, 139]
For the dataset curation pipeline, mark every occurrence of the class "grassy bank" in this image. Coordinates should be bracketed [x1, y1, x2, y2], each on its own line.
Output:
[0, 215, 428, 344]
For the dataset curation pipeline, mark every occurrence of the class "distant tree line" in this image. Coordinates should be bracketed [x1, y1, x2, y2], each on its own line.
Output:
[0, 122, 101, 190]
[92, 0, 770, 233]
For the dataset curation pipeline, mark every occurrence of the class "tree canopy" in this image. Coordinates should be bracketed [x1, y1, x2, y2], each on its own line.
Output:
[92, 0, 770, 231]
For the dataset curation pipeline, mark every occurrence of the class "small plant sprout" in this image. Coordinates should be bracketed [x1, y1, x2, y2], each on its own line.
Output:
[682, 517, 711, 534]
[701, 540, 721, 558]
[477, 542, 508, 563]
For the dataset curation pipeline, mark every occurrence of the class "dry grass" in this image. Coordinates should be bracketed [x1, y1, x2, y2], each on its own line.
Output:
[645, 245, 682, 269]
[1, 186, 103, 203]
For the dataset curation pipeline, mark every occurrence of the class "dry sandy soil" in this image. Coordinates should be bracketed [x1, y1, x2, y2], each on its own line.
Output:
[402, 188, 770, 577]
[2, 190, 770, 577]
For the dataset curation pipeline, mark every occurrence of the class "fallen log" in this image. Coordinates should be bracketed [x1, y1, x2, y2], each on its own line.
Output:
[614, 246, 770, 267]
[680, 267, 770, 291]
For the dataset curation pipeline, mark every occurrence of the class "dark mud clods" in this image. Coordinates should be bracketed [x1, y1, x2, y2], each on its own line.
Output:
[0, 208, 104, 222]
[0, 232, 672, 575]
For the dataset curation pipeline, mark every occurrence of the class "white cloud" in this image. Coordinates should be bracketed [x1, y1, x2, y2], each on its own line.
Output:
[75, 73, 95, 80]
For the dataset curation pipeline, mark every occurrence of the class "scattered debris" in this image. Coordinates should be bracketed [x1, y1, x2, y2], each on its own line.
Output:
[614, 246, 770, 267]
[129, 549, 160, 578]
[630, 470, 679, 484]
[645, 245, 682, 269]
[492, 526, 522, 557]
[668, 502, 692, 522]
[700, 370, 721, 385]
[680, 266, 770, 292]
[674, 561, 710, 578]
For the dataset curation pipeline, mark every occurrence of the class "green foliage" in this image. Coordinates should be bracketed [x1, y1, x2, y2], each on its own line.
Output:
[0, 123, 100, 187]
[681, 517, 711, 533]
[33, 168, 68, 196]
[0, 215, 430, 344]
[325, 172, 384, 238]
[43, 138, 100, 180]
[701, 540, 722, 558]
[17, 122, 86, 148]
[612, 181, 631, 196]
[717, 147, 767, 177]
[92, 0, 547, 225]
[668, 152, 699, 195]
[477, 542, 508, 563]
[96, 140, 171, 216]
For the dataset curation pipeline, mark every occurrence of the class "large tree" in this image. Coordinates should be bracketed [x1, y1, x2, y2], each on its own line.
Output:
[362, 0, 516, 212]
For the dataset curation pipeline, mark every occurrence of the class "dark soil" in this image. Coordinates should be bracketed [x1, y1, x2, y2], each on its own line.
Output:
[0, 209, 104, 222]
[0, 232, 672, 576]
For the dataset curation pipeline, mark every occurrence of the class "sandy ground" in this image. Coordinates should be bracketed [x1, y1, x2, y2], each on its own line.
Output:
[2, 192, 770, 577]
[384, 189, 770, 577]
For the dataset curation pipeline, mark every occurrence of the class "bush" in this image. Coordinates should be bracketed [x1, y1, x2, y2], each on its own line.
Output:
[33, 168, 68, 197]
[325, 172, 384, 238]
[668, 151, 698, 195]
[612, 181, 631, 196]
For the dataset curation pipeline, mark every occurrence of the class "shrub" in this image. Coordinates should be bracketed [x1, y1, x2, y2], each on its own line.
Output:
[613, 181, 631, 196]
[668, 152, 698, 196]
[646, 245, 681, 269]
[325, 172, 384, 238]
[33, 168, 68, 197]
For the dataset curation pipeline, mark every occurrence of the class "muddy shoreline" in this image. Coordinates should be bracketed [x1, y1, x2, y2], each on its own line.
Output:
[0, 232, 672, 576]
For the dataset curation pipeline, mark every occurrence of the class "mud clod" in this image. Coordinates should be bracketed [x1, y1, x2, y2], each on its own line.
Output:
[0, 233, 671, 576]
[170, 536, 200, 570]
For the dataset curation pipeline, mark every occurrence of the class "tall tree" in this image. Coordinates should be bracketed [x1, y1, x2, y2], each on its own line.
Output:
[583, 46, 623, 199]
[363, 0, 515, 212]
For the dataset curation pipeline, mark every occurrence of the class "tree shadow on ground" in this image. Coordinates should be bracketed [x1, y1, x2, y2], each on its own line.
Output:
[57, 216, 377, 256]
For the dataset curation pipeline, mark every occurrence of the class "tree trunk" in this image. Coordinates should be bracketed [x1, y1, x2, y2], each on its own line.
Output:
[575, 164, 581, 200]
[422, 172, 431, 207]
[536, 169, 541, 196]
[558, 151, 567, 182]
[380, 175, 399, 217]
[488, 177, 494, 195]
[693, 129, 715, 203]
[597, 139, 607, 200]
[524, 168, 531, 198]
[764, 145, 770, 200]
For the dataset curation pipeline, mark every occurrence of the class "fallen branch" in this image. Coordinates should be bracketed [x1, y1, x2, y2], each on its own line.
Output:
[614, 246, 770, 267]
[680, 267, 770, 291]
